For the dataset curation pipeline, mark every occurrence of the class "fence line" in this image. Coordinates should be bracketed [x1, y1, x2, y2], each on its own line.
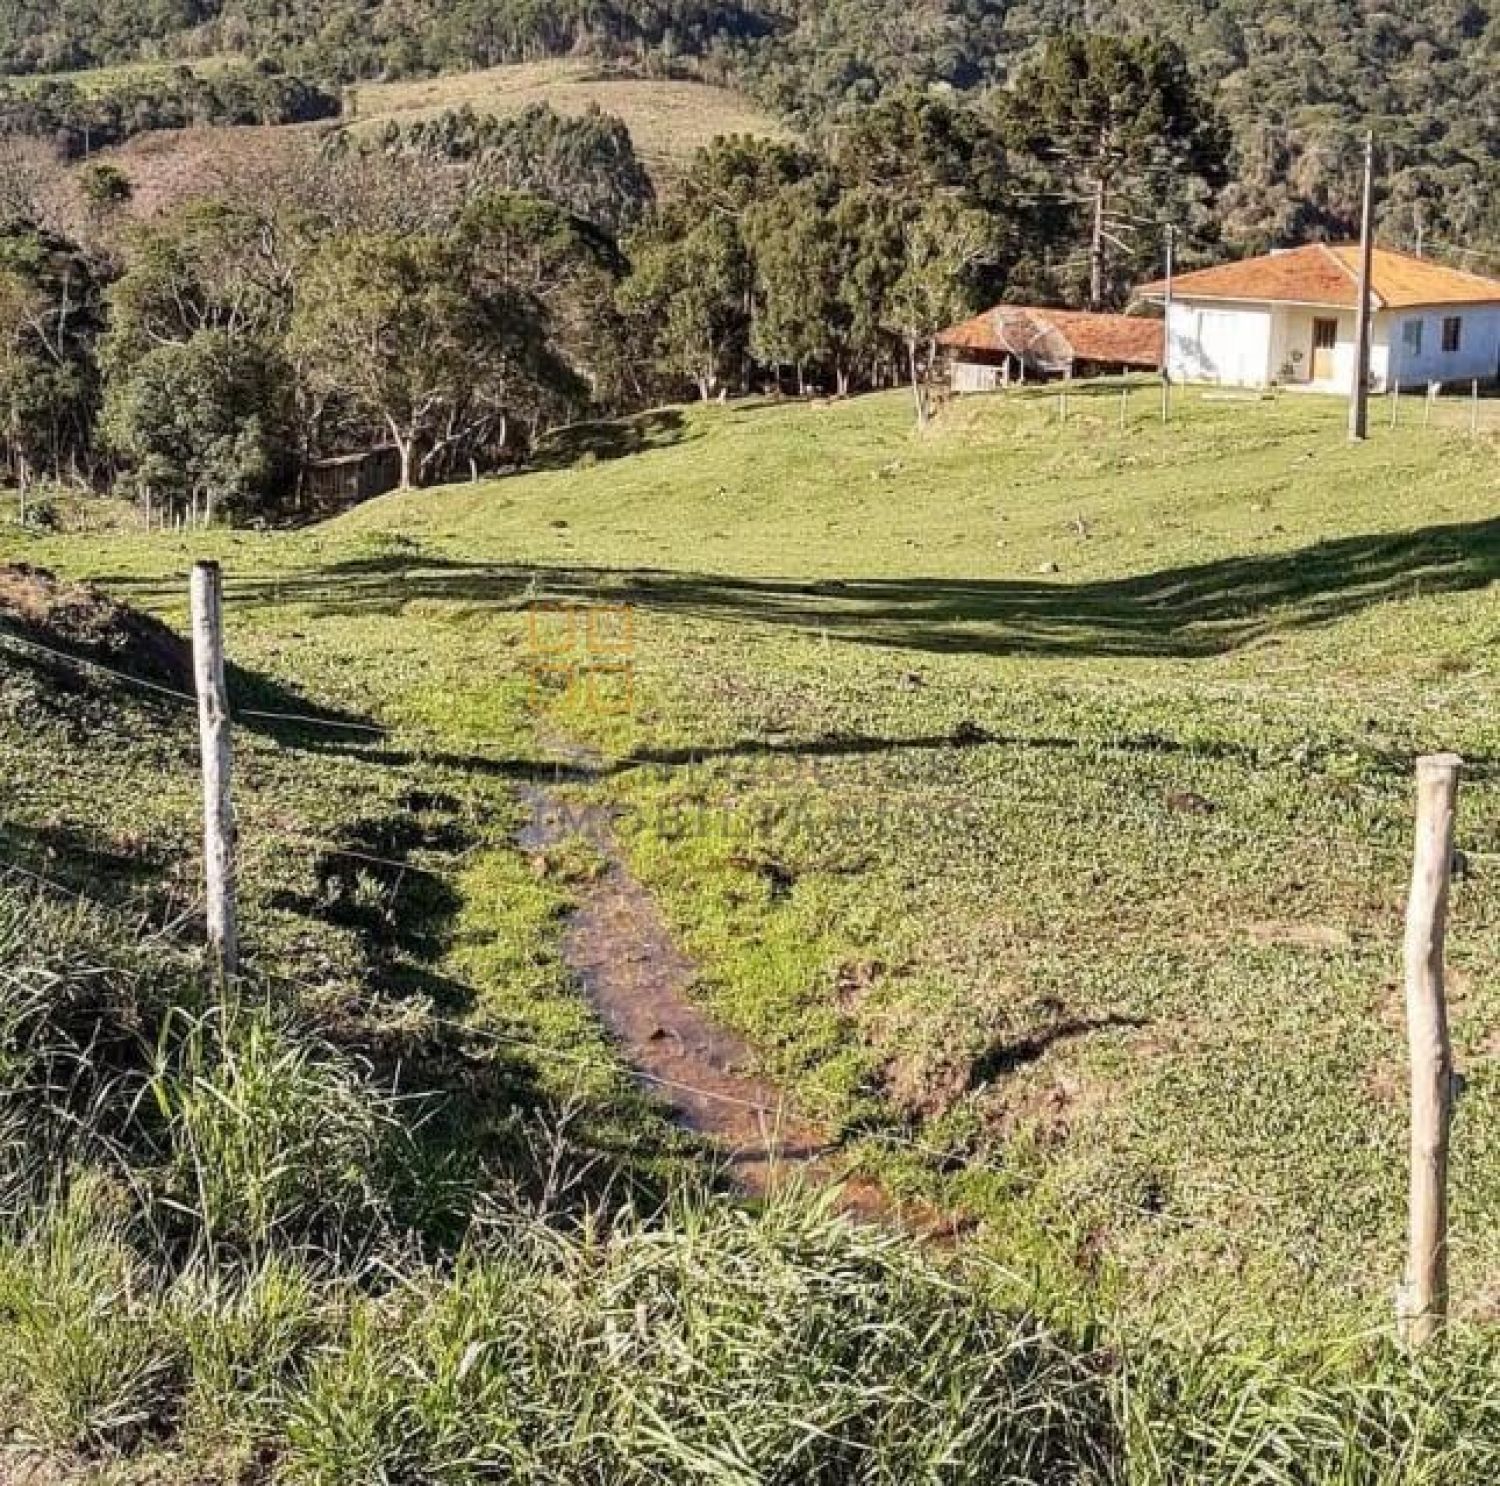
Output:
[4, 629, 1495, 878]
[0, 840, 1480, 1287]
[9, 582, 1495, 727]
[1, 566, 1489, 1319]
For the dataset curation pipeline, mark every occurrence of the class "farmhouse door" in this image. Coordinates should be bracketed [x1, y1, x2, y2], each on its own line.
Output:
[1311, 317, 1338, 381]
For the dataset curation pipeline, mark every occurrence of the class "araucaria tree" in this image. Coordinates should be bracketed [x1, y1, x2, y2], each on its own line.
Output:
[1001, 33, 1228, 308]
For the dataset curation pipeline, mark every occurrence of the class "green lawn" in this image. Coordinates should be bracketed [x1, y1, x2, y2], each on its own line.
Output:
[4, 381, 1497, 1341]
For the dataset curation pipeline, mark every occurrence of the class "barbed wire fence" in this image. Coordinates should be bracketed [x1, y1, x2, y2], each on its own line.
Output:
[0, 562, 1489, 1342]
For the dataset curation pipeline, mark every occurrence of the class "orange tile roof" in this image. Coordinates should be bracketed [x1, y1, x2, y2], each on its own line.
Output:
[1137, 243, 1500, 309]
[938, 305, 1163, 367]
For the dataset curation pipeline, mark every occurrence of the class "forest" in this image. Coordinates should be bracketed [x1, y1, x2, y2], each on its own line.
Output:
[0, 2, 1495, 524]
[0, 64, 339, 156]
[0, 0, 1495, 257]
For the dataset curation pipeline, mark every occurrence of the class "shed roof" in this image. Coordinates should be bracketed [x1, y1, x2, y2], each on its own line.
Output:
[1137, 244, 1500, 310]
[938, 305, 1163, 368]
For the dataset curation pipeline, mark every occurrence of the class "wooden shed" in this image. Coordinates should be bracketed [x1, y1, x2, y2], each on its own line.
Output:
[301, 447, 403, 510]
[938, 305, 1164, 392]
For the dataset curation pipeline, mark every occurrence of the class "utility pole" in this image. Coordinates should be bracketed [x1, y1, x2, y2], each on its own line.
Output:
[1348, 130, 1376, 443]
[1161, 223, 1175, 424]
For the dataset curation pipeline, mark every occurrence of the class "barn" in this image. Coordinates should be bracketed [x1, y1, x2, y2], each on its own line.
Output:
[1137, 244, 1500, 393]
[937, 305, 1164, 393]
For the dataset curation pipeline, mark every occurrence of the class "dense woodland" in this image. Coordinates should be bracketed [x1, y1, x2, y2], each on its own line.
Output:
[0, 0, 1494, 253]
[0, 64, 339, 156]
[0, 36, 1250, 520]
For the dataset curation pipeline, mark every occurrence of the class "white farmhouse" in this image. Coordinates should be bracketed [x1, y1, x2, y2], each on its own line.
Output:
[1137, 244, 1500, 393]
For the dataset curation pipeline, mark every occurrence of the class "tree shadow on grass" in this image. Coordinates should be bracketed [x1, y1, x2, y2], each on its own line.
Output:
[530, 407, 692, 471]
[161, 514, 1497, 661]
[0, 621, 687, 1228]
[969, 1015, 1150, 1087]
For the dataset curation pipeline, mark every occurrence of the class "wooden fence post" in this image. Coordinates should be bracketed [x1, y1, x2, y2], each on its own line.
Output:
[191, 561, 238, 979]
[1397, 752, 1462, 1349]
[1389, 382, 1399, 430]
[1119, 385, 1128, 430]
[1471, 379, 1480, 437]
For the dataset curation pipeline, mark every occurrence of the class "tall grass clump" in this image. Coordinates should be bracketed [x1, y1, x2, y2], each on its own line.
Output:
[0, 891, 198, 1211]
[172, 1253, 331, 1450]
[0, 1171, 181, 1453]
[0, 891, 1496, 1483]
[284, 1190, 1117, 1485]
[148, 998, 406, 1258]
[1118, 1325, 1500, 1486]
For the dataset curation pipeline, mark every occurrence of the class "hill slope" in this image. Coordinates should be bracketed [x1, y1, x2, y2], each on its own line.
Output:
[346, 59, 793, 180]
[3, 1, 1494, 249]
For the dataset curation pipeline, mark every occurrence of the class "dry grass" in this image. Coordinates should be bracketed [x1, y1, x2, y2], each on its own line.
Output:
[345, 59, 793, 181]
[84, 59, 787, 215]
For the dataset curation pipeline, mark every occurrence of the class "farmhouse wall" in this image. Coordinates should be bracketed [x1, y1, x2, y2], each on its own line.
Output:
[1387, 303, 1500, 387]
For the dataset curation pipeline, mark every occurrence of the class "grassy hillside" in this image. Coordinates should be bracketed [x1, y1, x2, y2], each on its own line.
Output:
[84, 58, 787, 217]
[346, 59, 792, 180]
[8, 381, 1497, 1331]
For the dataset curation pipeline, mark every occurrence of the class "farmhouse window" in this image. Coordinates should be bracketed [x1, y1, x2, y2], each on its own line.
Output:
[1442, 316, 1462, 353]
[1402, 319, 1423, 354]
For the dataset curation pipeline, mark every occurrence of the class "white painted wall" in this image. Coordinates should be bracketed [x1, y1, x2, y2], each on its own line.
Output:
[1171, 299, 1413, 392]
[1167, 300, 1273, 385]
[952, 361, 1005, 394]
[1387, 304, 1500, 388]
[1267, 306, 1392, 390]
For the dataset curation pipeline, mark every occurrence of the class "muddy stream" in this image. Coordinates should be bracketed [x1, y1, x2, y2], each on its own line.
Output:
[517, 756, 943, 1227]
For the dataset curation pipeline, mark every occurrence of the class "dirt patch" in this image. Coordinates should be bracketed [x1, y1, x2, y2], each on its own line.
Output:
[520, 782, 840, 1196]
[0, 563, 191, 690]
[1245, 920, 1353, 950]
[518, 768, 955, 1231]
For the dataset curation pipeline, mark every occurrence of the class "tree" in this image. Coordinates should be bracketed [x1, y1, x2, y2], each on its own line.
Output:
[378, 102, 657, 236]
[828, 186, 905, 392]
[290, 229, 577, 489]
[290, 234, 467, 490]
[102, 198, 301, 381]
[103, 331, 284, 525]
[744, 179, 844, 394]
[883, 196, 995, 428]
[620, 212, 749, 403]
[1000, 34, 1228, 308]
[458, 191, 626, 415]
[0, 224, 103, 497]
